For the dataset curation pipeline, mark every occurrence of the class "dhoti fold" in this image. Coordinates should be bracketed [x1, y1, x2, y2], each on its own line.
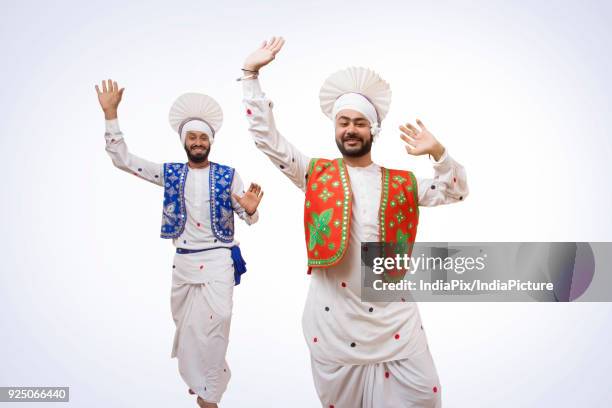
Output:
[170, 248, 234, 403]
[311, 349, 442, 408]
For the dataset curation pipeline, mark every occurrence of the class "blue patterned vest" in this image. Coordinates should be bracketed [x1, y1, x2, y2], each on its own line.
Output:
[160, 162, 235, 242]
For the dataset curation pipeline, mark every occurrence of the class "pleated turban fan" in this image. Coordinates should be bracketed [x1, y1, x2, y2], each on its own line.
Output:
[319, 67, 392, 137]
[169, 93, 224, 145]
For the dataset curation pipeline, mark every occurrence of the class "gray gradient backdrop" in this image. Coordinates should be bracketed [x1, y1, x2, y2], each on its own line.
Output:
[1, 0, 611, 407]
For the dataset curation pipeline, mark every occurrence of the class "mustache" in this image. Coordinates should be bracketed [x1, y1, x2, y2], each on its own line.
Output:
[343, 135, 363, 142]
[190, 145, 208, 150]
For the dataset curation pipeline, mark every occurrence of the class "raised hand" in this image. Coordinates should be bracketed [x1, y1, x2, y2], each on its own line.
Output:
[243, 36, 285, 72]
[399, 119, 445, 161]
[95, 79, 124, 119]
[232, 183, 264, 216]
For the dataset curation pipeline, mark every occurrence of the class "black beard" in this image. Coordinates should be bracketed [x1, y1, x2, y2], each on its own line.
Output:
[185, 145, 210, 163]
[335, 134, 373, 158]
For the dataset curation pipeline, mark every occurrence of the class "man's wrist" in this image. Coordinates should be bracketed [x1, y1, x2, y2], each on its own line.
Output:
[430, 143, 445, 162]
[104, 109, 118, 120]
[242, 64, 259, 72]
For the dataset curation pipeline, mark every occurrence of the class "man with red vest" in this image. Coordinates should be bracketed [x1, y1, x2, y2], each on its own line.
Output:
[240, 38, 469, 408]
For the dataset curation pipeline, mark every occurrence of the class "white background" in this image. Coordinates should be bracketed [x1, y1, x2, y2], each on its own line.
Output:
[1, 0, 611, 407]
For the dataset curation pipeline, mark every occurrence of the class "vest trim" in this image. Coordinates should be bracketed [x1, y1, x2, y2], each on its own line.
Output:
[209, 162, 235, 243]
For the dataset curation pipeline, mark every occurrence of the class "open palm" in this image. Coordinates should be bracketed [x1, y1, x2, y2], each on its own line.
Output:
[399, 119, 440, 156]
[232, 183, 264, 215]
[95, 79, 124, 112]
[243, 36, 285, 72]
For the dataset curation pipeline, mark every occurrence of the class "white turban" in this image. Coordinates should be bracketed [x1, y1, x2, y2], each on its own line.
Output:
[179, 118, 215, 145]
[331, 93, 381, 136]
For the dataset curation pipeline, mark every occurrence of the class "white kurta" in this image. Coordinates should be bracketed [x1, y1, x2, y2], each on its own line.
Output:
[104, 120, 258, 403]
[242, 78, 468, 407]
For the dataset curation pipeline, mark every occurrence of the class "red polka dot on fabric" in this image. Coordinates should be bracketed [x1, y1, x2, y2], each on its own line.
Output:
[394, 334, 400, 340]
[197, 222, 201, 227]
[246, 108, 252, 115]
[433, 386, 438, 393]
[200, 265, 204, 270]
[453, 177, 457, 183]
[341, 282, 347, 288]
[313, 337, 318, 343]
[329, 405, 335, 408]
[385, 372, 390, 379]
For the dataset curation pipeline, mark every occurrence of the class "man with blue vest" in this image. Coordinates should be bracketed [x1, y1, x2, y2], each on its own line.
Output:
[96, 79, 263, 408]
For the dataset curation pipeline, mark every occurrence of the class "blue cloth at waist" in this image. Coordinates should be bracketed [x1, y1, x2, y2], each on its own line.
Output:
[175, 245, 247, 285]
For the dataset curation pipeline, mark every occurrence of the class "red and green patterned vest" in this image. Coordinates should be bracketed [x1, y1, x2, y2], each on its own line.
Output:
[304, 158, 419, 269]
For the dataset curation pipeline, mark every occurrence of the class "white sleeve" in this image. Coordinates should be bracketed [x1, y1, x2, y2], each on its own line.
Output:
[104, 119, 164, 187]
[416, 149, 469, 207]
[242, 78, 311, 192]
[230, 170, 259, 225]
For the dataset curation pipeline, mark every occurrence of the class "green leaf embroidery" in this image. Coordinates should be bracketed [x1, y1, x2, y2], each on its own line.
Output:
[308, 208, 334, 251]
[395, 229, 410, 254]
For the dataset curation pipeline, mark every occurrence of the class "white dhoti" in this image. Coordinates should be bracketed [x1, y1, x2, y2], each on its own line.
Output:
[311, 350, 441, 408]
[170, 248, 235, 403]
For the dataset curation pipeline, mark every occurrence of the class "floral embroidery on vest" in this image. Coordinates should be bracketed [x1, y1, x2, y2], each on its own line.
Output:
[304, 159, 419, 270]
[160, 162, 235, 242]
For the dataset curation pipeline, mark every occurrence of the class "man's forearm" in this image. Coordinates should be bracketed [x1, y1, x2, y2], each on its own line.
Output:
[104, 119, 164, 186]
[418, 150, 469, 207]
[242, 79, 311, 191]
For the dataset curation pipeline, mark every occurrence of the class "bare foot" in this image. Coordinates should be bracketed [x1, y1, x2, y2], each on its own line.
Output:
[196, 396, 218, 408]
